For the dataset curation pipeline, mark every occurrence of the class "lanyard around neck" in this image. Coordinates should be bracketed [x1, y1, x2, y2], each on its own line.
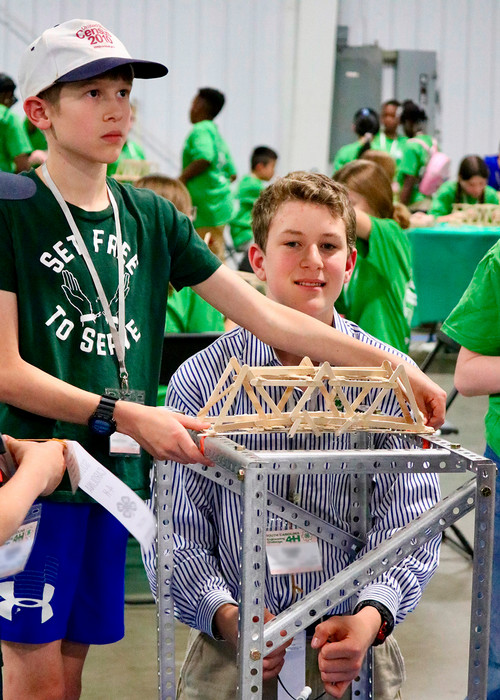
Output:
[41, 163, 129, 392]
[380, 132, 399, 157]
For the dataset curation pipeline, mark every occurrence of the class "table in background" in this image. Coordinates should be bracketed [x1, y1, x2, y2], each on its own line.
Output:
[408, 225, 500, 326]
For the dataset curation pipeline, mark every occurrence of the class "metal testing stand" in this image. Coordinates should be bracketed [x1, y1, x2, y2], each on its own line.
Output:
[156, 432, 495, 700]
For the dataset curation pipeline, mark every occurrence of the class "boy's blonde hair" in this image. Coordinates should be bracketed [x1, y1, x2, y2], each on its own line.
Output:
[135, 175, 192, 216]
[252, 171, 356, 252]
[333, 160, 410, 230]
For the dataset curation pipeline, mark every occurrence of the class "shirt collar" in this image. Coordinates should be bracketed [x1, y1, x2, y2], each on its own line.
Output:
[239, 306, 353, 367]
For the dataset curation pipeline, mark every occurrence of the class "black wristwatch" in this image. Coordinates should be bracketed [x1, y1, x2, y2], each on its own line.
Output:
[88, 394, 117, 437]
[353, 599, 395, 646]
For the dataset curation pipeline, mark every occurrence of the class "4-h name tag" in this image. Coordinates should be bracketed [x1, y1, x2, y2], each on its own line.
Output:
[265, 528, 322, 576]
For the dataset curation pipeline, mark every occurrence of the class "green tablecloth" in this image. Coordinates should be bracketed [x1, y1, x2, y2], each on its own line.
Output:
[408, 224, 500, 326]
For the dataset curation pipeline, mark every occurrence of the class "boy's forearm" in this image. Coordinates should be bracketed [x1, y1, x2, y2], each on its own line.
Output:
[0, 465, 47, 544]
[0, 355, 101, 425]
[180, 159, 211, 183]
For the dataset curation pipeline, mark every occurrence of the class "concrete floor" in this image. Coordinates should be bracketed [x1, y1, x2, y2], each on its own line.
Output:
[81, 343, 490, 699]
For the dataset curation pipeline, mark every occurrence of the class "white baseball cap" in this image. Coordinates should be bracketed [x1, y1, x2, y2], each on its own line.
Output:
[19, 19, 168, 101]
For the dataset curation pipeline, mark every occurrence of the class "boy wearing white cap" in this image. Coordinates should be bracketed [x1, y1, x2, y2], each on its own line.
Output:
[0, 19, 445, 699]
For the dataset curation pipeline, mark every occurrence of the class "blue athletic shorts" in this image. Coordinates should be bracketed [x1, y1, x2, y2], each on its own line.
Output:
[0, 501, 129, 645]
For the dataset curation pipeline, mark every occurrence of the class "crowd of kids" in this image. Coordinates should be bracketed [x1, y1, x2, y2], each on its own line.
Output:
[2, 10, 498, 700]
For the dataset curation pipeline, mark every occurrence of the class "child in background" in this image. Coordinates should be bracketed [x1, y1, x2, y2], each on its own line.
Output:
[107, 102, 147, 178]
[361, 149, 396, 184]
[230, 145, 278, 271]
[334, 160, 416, 353]
[396, 101, 435, 208]
[484, 146, 500, 190]
[135, 174, 225, 405]
[332, 108, 380, 172]
[160, 172, 440, 700]
[429, 155, 499, 219]
[371, 100, 407, 167]
[442, 241, 500, 700]
[180, 87, 237, 260]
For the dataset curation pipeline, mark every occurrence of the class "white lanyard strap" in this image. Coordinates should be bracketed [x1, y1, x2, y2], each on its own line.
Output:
[380, 132, 399, 158]
[41, 164, 129, 391]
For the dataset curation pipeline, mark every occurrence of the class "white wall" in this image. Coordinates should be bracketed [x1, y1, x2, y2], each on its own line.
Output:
[338, 0, 500, 173]
[0, 0, 337, 178]
[3, 0, 493, 178]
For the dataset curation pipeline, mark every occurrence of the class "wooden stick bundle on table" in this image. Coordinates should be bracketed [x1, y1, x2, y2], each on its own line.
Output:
[198, 357, 433, 437]
[451, 202, 500, 225]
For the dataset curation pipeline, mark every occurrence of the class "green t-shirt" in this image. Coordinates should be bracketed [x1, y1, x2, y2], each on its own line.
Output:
[23, 117, 47, 151]
[182, 120, 236, 228]
[166, 287, 225, 334]
[0, 171, 221, 501]
[332, 140, 364, 172]
[157, 288, 226, 405]
[370, 132, 407, 168]
[429, 179, 499, 217]
[0, 105, 32, 172]
[107, 139, 147, 176]
[442, 240, 500, 455]
[344, 217, 416, 353]
[396, 134, 434, 205]
[230, 174, 266, 248]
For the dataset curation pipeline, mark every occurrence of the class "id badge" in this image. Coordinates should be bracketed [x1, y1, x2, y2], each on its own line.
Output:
[266, 528, 322, 575]
[0, 503, 41, 579]
[106, 388, 145, 457]
[278, 630, 306, 700]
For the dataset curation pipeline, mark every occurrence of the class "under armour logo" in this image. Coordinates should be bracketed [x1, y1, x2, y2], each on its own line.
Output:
[0, 581, 55, 623]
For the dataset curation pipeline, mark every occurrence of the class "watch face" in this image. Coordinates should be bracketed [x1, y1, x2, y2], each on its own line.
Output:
[89, 417, 115, 437]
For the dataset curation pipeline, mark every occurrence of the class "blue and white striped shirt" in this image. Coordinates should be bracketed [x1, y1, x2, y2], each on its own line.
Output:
[153, 312, 440, 638]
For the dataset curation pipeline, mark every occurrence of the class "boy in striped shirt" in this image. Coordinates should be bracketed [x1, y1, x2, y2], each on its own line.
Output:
[160, 172, 440, 700]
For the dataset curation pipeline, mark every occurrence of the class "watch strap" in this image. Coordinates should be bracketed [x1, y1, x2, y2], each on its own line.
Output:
[352, 599, 395, 646]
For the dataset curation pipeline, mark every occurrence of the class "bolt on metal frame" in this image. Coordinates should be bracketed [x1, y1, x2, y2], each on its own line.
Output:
[156, 432, 495, 700]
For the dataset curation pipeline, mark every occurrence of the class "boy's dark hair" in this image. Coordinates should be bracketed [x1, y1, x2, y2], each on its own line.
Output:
[353, 108, 379, 158]
[198, 88, 225, 119]
[0, 74, 16, 93]
[455, 155, 490, 204]
[400, 100, 427, 124]
[251, 146, 278, 171]
[37, 65, 134, 105]
[381, 99, 400, 110]
[252, 171, 356, 252]
[353, 107, 379, 137]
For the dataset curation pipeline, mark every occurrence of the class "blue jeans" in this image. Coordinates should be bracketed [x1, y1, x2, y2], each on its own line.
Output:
[485, 445, 500, 700]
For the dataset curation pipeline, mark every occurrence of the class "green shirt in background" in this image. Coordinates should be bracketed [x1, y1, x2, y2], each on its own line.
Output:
[396, 134, 434, 205]
[107, 139, 147, 176]
[166, 287, 225, 334]
[344, 217, 416, 353]
[230, 174, 266, 248]
[442, 240, 500, 455]
[332, 140, 363, 173]
[182, 120, 236, 228]
[429, 179, 499, 217]
[23, 117, 47, 151]
[157, 288, 226, 405]
[371, 132, 407, 168]
[0, 105, 31, 172]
